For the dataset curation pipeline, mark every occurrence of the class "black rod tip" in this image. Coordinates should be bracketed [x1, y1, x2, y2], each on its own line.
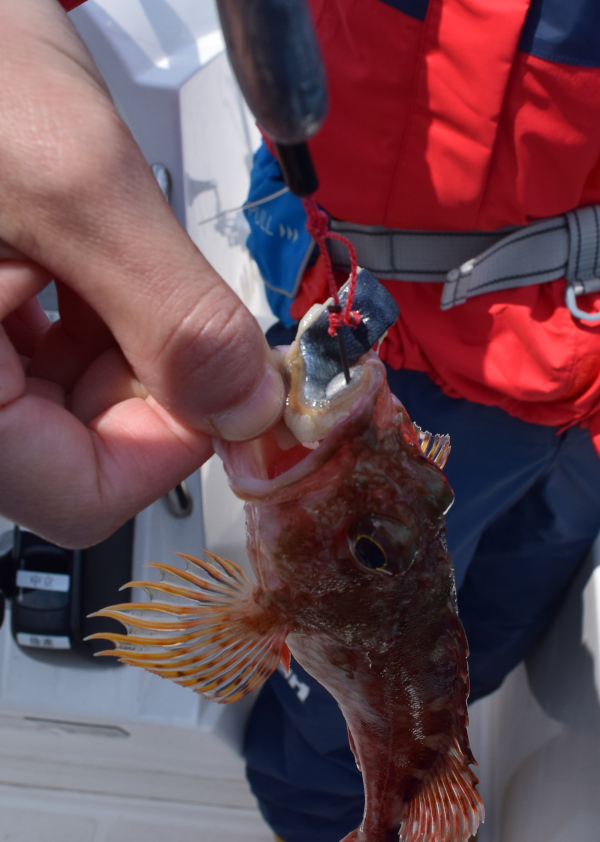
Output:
[275, 142, 319, 197]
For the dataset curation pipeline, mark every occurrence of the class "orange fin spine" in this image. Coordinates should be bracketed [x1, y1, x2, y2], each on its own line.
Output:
[91, 622, 248, 662]
[413, 424, 451, 470]
[144, 634, 284, 701]
[146, 561, 236, 595]
[140, 640, 268, 682]
[175, 551, 251, 586]
[89, 609, 225, 632]
[280, 641, 291, 674]
[123, 579, 237, 605]
[87, 551, 289, 704]
[400, 740, 484, 842]
[154, 632, 281, 686]
[117, 627, 282, 678]
[120, 644, 260, 683]
[90, 607, 235, 634]
[92, 601, 223, 618]
[88, 620, 254, 665]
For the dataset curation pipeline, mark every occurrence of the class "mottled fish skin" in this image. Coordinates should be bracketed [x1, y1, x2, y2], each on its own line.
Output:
[91, 331, 482, 841]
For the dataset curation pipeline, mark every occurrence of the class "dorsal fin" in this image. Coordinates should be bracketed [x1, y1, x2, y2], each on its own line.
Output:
[87, 551, 290, 704]
[400, 740, 484, 842]
[413, 423, 451, 470]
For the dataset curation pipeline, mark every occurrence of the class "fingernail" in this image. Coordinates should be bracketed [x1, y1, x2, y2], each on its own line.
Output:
[18, 298, 50, 331]
[210, 361, 286, 441]
[131, 378, 149, 400]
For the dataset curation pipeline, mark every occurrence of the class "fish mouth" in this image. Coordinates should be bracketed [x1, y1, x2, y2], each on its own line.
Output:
[214, 352, 387, 502]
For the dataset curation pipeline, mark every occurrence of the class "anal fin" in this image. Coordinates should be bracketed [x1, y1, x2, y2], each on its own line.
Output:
[87, 551, 289, 704]
[400, 740, 484, 842]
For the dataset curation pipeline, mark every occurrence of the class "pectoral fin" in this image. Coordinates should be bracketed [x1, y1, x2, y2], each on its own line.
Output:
[87, 551, 289, 703]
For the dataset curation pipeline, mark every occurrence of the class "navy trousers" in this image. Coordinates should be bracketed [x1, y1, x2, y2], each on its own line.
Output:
[245, 352, 600, 842]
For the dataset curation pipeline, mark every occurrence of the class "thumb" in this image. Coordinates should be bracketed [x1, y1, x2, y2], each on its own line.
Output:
[0, 0, 285, 439]
[68, 174, 286, 439]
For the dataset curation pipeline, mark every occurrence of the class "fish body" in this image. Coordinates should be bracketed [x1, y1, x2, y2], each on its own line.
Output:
[91, 277, 483, 842]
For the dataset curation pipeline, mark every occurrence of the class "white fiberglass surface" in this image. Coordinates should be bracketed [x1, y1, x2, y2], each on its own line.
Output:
[469, 540, 600, 842]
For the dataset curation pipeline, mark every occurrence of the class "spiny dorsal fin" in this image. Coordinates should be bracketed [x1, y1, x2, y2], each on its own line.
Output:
[87, 551, 289, 704]
[400, 740, 484, 842]
[413, 423, 451, 470]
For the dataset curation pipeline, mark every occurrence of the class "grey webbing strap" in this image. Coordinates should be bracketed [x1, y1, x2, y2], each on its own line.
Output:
[328, 206, 600, 319]
[327, 222, 511, 283]
[566, 206, 600, 290]
[441, 217, 570, 309]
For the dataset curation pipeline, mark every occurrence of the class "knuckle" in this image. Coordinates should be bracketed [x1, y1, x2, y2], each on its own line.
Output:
[154, 289, 266, 418]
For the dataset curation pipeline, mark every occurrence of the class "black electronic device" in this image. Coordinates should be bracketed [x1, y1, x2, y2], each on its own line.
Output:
[0, 522, 134, 663]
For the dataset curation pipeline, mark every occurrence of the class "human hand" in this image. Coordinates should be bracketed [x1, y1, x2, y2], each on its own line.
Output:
[0, 0, 285, 547]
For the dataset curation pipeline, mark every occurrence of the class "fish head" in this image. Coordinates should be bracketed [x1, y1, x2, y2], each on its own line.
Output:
[215, 282, 454, 646]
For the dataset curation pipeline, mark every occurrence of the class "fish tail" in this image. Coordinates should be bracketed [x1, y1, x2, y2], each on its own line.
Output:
[86, 552, 290, 703]
[400, 741, 484, 842]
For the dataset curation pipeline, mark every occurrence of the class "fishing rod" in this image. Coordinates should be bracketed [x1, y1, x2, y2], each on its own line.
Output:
[214, 0, 354, 383]
[214, 0, 326, 195]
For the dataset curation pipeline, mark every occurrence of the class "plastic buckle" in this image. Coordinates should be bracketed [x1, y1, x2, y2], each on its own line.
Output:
[565, 281, 600, 323]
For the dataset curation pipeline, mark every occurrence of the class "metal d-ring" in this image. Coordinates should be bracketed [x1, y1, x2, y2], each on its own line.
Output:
[565, 282, 600, 323]
[164, 482, 194, 518]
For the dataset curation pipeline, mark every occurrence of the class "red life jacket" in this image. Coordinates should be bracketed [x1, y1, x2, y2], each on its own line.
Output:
[60, 0, 600, 452]
[293, 0, 600, 454]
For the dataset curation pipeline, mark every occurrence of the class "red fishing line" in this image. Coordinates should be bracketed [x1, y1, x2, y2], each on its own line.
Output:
[301, 196, 361, 337]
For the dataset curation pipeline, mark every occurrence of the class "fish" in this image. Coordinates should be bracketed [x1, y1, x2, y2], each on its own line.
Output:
[89, 272, 484, 842]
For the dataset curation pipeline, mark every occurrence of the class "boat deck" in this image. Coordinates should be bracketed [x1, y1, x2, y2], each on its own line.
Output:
[0, 720, 273, 841]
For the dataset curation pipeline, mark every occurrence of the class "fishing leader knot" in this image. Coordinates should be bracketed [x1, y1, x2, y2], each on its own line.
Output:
[301, 196, 362, 337]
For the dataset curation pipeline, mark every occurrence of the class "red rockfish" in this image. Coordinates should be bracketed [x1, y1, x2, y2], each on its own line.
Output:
[91, 278, 484, 842]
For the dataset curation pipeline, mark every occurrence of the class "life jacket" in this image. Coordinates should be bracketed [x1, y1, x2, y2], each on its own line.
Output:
[60, 0, 600, 454]
[247, 0, 600, 456]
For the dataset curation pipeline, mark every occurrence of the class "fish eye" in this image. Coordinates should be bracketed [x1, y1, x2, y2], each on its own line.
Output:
[348, 514, 418, 576]
[353, 535, 387, 571]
